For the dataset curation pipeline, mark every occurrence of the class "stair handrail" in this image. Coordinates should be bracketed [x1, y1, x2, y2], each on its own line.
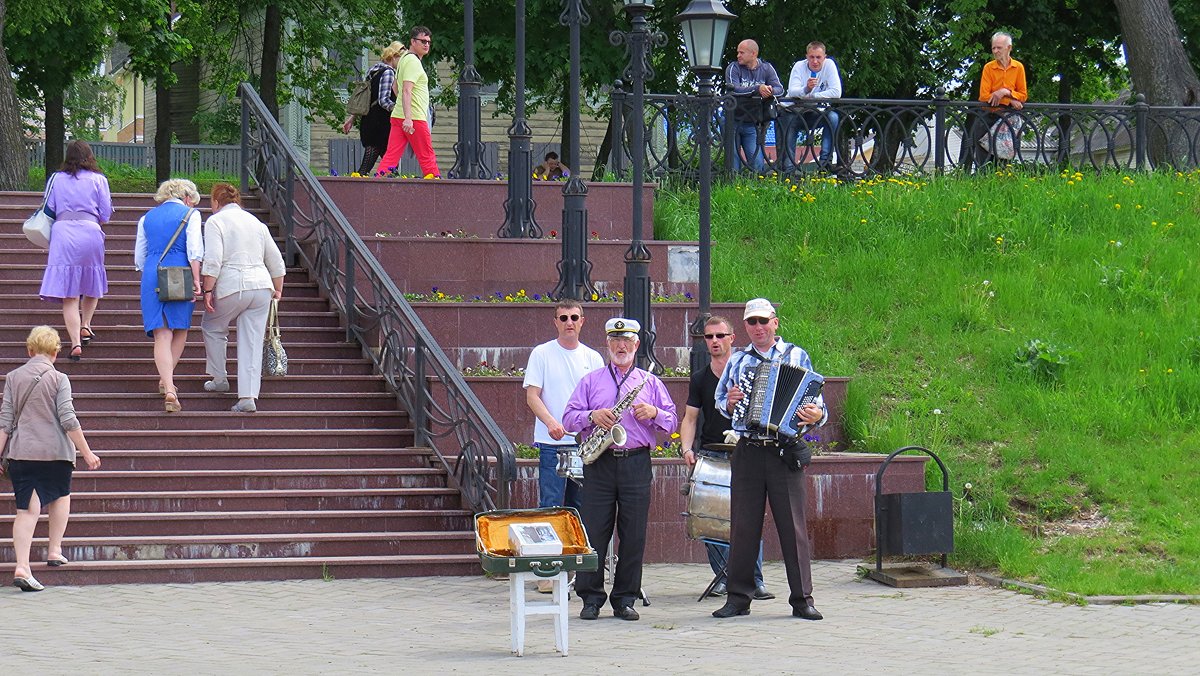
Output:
[236, 82, 515, 512]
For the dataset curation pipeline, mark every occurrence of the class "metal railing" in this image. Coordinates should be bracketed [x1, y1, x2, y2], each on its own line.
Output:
[608, 90, 1200, 180]
[238, 82, 515, 512]
[27, 141, 241, 175]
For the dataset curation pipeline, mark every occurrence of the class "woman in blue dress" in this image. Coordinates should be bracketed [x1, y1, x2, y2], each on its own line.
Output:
[134, 179, 203, 413]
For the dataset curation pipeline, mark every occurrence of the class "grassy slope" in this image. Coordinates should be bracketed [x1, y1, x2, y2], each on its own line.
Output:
[656, 169, 1200, 595]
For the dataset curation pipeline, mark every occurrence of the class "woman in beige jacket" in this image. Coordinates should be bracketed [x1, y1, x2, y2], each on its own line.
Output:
[199, 183, 286, 413]
[0, 326, 101, 591]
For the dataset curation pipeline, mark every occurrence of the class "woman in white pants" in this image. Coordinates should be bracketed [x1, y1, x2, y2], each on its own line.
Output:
[199, 183, 286, 413]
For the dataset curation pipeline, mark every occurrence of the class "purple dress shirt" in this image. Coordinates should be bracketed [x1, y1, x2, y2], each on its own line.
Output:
[563, 364, 678, 449]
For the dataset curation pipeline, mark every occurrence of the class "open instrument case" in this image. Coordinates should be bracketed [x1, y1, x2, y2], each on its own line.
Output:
[475, 507, 598, 577]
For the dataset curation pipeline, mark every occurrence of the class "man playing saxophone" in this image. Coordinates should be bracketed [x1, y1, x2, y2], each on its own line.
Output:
[563, 318, 677, 621]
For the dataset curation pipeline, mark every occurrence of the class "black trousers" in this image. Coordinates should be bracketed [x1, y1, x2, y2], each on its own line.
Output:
[963, 109, 1003, 170]
[726, 438, 814, 610]
[574, 449, 652, 609]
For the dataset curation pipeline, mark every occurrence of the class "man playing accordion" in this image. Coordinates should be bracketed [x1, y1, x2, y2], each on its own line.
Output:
[712, 298, 827, 621]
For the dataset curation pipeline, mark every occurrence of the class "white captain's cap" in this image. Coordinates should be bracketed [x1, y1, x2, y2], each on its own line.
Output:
[605, 317, 641, 339]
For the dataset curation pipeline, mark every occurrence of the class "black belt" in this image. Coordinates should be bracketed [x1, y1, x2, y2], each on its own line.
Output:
[742, 437, 793, 448]
[610, 446, 649, 458]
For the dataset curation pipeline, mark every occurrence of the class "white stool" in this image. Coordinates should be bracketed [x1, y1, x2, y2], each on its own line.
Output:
[508, 571, 569, 657]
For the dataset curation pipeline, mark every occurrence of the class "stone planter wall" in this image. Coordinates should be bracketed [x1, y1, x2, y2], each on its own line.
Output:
[362, 238, 700, 298]
[504, 454, 926, 562]
[318, 177, 656, 240]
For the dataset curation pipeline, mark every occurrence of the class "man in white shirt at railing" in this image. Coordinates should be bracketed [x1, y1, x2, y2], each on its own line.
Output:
[780, 41, 842, 172]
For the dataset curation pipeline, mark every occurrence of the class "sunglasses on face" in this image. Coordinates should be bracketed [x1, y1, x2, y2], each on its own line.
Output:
[415, 38, 431, 45]
[557, 314, 581, 322]
[745, 317, 773, 326]
[704, 332, 731, 340]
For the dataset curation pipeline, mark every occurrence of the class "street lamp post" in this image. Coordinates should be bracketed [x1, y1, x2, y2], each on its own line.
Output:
[676, 0, 736, 376]
[613, 0, 664, 372]
[450, 0, 491, 179]
[552, 0, 597, 301]
[498, 0, 542, 238]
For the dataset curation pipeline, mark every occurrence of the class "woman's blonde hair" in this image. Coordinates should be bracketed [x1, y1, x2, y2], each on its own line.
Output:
[155, 178, 201, 204]
[26, 325, 62, 357]
[381, 41, 407, 62]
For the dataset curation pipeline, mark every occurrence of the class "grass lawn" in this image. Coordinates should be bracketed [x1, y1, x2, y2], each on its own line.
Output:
[656, 168, 1200, 595]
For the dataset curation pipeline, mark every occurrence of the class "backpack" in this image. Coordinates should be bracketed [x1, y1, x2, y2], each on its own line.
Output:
[346, 77, 373, 116]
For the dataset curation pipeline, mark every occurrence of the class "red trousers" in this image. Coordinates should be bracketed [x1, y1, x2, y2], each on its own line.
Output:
[376, 118, 439, 177]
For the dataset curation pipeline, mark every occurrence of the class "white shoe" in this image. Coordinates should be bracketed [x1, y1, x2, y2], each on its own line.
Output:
[231, 399, 256, 413]
[204, 379, 230, 392]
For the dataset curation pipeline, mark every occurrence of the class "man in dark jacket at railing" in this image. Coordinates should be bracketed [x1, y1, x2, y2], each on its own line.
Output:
[780, 41, 842, 172]
[726, 39, 784, 173]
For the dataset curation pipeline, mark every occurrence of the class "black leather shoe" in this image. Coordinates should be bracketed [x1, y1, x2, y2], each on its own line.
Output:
[712, 602, 750, 618]
[613, 605, 640, 621]
[753, 585, 776, 600]
[579, 604, 600, 620]
[793, 604, 823, 621]
[708, 582, 727, 597]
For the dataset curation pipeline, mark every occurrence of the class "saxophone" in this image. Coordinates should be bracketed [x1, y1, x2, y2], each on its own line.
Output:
[579, 380, 647, 464]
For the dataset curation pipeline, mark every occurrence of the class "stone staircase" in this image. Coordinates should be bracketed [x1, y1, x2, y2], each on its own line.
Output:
[0, 190, 479, 584]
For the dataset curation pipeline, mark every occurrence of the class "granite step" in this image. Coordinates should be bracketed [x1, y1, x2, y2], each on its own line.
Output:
[0, 509, 473, 537]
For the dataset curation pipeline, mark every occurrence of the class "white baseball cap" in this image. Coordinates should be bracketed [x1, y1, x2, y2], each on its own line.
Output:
[743, 298, 775, 320]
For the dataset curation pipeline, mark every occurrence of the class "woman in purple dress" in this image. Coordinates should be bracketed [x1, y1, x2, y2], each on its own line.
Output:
[38, 140, 113, 361]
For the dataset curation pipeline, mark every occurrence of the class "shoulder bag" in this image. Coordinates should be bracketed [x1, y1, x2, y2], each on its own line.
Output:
[263, 299, 288, 377]
[155, 208, 196, 302]
[22, 173, 57, 248]
[1, 367, 57, 480]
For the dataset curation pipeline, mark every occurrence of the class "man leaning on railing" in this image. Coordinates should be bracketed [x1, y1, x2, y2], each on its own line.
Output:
[965, 31, 1028, 170]
[779, 41, 842, 173]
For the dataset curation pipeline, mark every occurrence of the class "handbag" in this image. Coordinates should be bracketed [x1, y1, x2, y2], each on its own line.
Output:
[22, 173, 57, 248]
[262, 298, 288, 377]
[980, 113, 1023, 160]
[155, 208, 195, 302]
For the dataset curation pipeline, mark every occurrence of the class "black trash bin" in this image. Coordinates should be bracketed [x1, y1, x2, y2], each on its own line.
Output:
[866, 445, 966, 587]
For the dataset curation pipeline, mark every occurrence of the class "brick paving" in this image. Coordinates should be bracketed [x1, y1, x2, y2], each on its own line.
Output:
[2, 561, 1195, 674]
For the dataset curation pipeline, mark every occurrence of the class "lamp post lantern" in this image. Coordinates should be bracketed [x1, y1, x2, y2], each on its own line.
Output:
[677, 0, 736, 376]
[450, 0, 490, 179]
[498, 0, 542, 238]
[551, 0, 597, 301]
[613, 0, 665, 372]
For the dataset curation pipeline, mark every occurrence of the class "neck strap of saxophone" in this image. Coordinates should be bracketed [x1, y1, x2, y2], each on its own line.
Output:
[608, 364, 639, 403]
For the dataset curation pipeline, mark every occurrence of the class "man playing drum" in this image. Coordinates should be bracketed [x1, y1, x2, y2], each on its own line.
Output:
[680, 316, 773, 600]
[713, 298, 827, 621]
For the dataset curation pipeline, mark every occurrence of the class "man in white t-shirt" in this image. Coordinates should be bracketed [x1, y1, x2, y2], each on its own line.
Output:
[524, 300, 604, 511]
[524, 301, 603, 592]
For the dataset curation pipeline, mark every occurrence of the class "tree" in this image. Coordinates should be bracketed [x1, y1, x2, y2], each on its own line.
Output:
[6, 0, 110, 178]
[1114, 0, 1200, 165]
[190, 0, 404, 129]
[0, 0, 27, 190]
[111, 0, 197, 182]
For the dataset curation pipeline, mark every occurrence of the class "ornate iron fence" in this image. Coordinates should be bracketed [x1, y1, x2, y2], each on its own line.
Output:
[608, 89, 1200, 181]
[238, 83, 515, 512]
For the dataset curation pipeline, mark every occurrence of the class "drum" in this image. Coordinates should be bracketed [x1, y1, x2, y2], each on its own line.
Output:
[683, 454, 732, 543]
[555, 445, 584, 483]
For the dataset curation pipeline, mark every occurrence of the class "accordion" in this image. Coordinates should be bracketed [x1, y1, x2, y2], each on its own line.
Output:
[731, 358, 825, 440]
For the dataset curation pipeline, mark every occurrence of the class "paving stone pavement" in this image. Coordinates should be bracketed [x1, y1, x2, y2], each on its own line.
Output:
[1, 560, 1195, 674]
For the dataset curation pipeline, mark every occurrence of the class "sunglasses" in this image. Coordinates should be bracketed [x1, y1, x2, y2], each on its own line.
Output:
[415, 38, 431, 45]
[557, 314, 581, 322]
[745, 317, 773, 326]
[704, 332, 731, 340]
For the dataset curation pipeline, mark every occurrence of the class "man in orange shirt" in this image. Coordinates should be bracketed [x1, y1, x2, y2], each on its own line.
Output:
[965, 31, 1027, 169]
